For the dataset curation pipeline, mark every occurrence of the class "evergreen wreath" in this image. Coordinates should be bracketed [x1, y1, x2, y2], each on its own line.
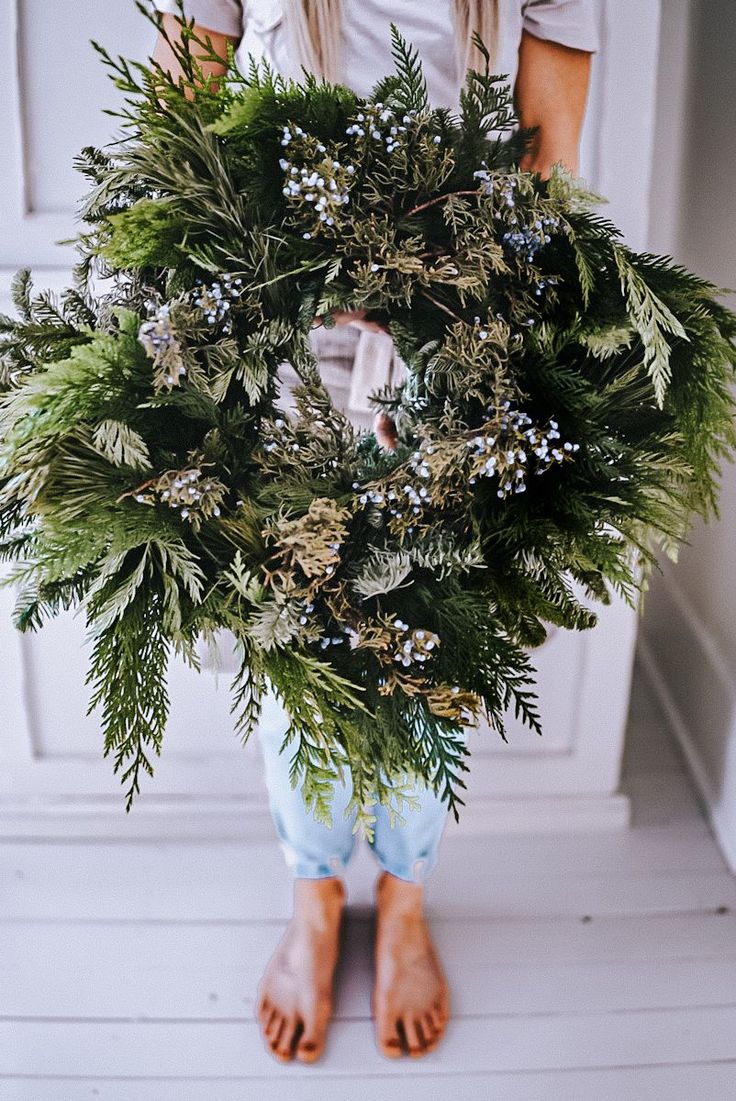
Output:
[1, 7, 734, 831]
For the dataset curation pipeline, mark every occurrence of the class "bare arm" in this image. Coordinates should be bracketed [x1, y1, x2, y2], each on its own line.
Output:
[514, 30, 593, 177]
[152, 12, 239, 89]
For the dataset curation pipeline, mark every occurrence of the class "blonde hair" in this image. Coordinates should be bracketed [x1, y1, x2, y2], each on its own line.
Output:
[286, 0, 499, 87]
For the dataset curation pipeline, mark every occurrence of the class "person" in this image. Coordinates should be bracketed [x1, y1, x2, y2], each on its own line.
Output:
[151, 0, 597, 1064]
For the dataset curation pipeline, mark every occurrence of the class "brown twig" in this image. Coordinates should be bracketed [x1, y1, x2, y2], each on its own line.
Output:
[420, 291, 467, 325]
[116, 478, 157, 504]
[405, 190, 479, 219]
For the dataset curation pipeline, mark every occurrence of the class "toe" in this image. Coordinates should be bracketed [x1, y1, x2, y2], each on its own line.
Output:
[295, 1037, 321, 1063]
[403, 1017, 426, 1058]
[423, 1013, 442, 1052]
[295, 1007, 329, 1063]
[258, 999, 273, 1030]
[377, 1014, 403, 1059]
[428, 1006, 445, 1033]
[296, 1028, 322, 1063]
[274, 1014, 298, 1061]
[264, 1009, 280, 1039]
[267, 1013, 284, 1054]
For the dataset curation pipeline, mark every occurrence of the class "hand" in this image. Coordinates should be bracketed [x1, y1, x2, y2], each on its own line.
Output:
[373, 411, 398, 451]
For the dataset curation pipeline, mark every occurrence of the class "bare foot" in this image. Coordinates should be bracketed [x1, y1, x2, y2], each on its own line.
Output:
[256, 876, 346, 1063]
[372, 870, 450, 1058]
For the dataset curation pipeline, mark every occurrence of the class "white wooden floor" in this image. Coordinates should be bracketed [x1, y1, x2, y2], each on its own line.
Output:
[2, 662, 736, 1100]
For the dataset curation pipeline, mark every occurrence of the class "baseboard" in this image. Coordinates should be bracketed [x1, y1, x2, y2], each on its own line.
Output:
[0, 791, 630, 841]
[638, 586, 736, 874]
[446, 793, 630, 834]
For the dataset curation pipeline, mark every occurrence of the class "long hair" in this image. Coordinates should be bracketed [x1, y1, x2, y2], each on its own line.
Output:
[286, 0, 500, 86]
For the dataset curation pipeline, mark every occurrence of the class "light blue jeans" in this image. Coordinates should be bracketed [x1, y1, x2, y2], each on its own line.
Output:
[257, 691, 455, 884]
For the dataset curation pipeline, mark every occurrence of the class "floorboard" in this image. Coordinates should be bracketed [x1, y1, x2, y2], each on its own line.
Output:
[5, 1007, 736, 1077]
[4, 1064, 736, 1101]
[3, 831, 733, 922]
[1, 670, 736, 1099]
[4, 916, 736, 1019]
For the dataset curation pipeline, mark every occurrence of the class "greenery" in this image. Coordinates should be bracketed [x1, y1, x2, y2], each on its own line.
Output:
[1, 8, 734, 832]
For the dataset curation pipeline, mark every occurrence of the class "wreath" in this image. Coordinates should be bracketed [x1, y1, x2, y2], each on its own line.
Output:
[1, 12, 734, 830]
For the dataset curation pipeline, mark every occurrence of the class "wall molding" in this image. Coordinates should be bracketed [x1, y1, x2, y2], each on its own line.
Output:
[595, 0, 662, 251]
[0, 0, 76, 266]
[0, 792, 630, 841]
[639, 572, 736, 872]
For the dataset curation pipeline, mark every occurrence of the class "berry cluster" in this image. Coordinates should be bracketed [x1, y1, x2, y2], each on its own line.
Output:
[503, 216, 560, 264]
[391, 619, 441, 668]
[345, 103, 426, 155]
[138, 305, 186, 389]
[465, 409, 578, 498]
[134, 462, 227, 530]
[191, 276, 243, 334]
[279, 125, 354, 239]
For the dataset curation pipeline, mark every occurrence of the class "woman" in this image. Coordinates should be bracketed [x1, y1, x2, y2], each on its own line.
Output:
[152, 0, 597, 1065]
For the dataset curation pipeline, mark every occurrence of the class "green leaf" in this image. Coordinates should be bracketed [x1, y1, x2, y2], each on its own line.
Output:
[614, 246, 689, 406]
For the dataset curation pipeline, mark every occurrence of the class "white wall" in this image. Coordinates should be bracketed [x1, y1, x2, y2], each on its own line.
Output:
[641, 0, 736, 869]
[0, 0, 157, 266]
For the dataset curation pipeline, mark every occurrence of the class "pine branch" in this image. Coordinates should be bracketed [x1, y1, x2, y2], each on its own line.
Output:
[388, 26, 429, 114]
[86, 587, 170, 810]
[230, 638, 265, 744]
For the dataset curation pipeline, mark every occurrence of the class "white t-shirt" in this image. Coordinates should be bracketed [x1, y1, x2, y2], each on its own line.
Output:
[154, 0, 598, 108]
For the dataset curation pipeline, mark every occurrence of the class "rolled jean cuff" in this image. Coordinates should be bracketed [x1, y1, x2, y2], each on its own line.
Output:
[370, 849, 436, 885]
[277, 837, 354, 879]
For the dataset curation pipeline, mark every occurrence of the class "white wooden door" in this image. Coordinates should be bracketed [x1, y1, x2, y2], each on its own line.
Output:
[0, 0, 661, 834]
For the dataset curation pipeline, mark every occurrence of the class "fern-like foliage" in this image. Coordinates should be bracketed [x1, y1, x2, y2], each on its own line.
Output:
[86, 587, 171, 811]
[388, 24, 429, 114]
